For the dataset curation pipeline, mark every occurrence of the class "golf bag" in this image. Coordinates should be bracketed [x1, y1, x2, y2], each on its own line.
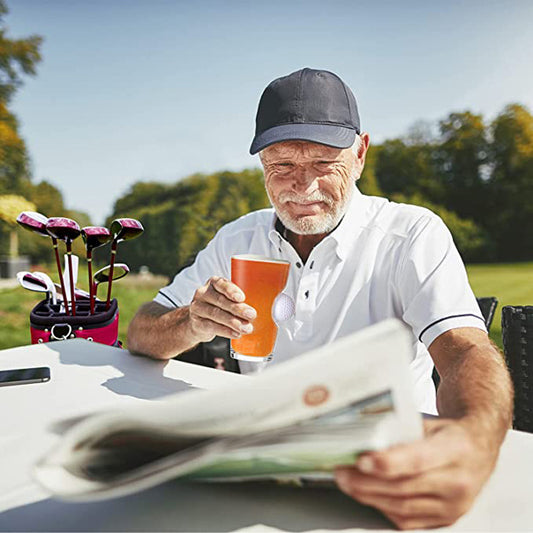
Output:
[29, 298, 120, 347]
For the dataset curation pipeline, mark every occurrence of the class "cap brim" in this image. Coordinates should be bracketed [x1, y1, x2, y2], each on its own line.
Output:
[250, 123, 357, 155]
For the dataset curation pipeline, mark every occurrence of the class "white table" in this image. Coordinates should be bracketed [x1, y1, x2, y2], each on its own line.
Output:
[1, 340, 532, 532]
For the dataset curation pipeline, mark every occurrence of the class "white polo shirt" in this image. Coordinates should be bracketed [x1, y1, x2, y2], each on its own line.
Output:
[154, 186, 486, 414]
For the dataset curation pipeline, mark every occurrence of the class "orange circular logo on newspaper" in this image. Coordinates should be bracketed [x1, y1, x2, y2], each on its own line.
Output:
[303, 385, 330, 406]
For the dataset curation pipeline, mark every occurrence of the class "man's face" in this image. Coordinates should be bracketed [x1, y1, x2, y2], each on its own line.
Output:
[261, 141, 358, 235]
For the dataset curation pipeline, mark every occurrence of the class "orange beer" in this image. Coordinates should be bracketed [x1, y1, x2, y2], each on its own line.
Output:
[231, 255, 290, 361]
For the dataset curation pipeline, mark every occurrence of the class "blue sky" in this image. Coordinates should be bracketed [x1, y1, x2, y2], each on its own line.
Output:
[8, 0, 533, 224]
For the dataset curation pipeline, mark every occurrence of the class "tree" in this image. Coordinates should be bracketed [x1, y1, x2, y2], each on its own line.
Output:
[374, 139, 442, 203]
[0, 102, 31, 193]
[487, 104, 533, 260]
[433, 111, 489, 223]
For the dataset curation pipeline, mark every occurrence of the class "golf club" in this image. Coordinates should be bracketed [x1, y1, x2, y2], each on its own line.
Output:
[16, 211, 70, 315]
[62, 253, 79, 307]
[106, 218, 143, 309]
[81, 226, 111, 314]
[17, 271, 91, 308]
[94, 263, 130, 303]
[17, 271, 57, 305]
[46, 217, 81, 316]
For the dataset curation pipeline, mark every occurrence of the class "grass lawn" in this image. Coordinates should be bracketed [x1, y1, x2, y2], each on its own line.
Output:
[0, 262, 531, 352]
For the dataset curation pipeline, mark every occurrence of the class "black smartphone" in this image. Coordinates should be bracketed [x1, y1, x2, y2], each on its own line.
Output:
[0, 367, 51, 387]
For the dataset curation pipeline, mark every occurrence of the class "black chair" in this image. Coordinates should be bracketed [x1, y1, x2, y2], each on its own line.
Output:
[502, 305, 533, 433]
[432, 297, 498, 389]
[476, 297, 499, 332]
[177, 336, 240, 373]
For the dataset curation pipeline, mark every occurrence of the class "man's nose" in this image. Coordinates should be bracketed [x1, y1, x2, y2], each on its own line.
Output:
[292, 165, 318, 194]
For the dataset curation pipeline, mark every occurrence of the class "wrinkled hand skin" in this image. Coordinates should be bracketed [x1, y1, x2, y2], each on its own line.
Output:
[334, 418, 499, 530]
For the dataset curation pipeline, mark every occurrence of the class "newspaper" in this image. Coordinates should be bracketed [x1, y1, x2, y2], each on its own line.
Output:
[34, 319, 423, 501]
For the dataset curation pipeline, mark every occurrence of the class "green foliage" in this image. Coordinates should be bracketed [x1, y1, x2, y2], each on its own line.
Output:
[112, 182, 170, 214]
[26, 180, 65, 216]
[0, 102, 31, 193]
[434, 111, 489, 221]
[357, 145, 382, 196]
[107, 169, 269, 277]
[373, 139, 443, 203]
[486, 104, 533, 260]
[0, 193, 34, 224]
[367, 104, 533, 262]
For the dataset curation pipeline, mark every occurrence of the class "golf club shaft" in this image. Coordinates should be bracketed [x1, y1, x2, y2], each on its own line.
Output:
[66, 243, 76, 316]
[88, 250, 94, 314]
[93, 280, 100, 301]
[53, 237, 70, 315]
[105, 241, 117, 310]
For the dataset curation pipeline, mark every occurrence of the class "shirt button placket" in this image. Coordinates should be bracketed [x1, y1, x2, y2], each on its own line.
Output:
[295, 268, 318, 341]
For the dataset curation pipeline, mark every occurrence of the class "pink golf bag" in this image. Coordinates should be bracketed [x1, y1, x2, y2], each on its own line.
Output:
[29, 298, 120, 347]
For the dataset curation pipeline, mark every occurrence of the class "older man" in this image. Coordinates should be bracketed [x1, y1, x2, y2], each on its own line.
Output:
[128, 68, 512, 529]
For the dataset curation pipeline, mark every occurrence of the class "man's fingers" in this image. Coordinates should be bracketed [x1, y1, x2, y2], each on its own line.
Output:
[335, 470, 468, 530]
[192, 300, 253, 336]
[353, 423, 471, 478]
[203, 278, 257, 321]
[190, 315, 244, 340]
[354, 492, 445, 521]
[335, 466, 476, 529]
[210, 276, 245, 303]
[189, 277, 257, 341]
[334, 466, 459, 499]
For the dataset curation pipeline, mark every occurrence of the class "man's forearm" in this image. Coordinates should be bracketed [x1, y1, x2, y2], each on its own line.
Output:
[127, 302, 199, 360]
[435, 332, 513, 450]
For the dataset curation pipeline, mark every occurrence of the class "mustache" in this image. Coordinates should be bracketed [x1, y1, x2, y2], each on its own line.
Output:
[278, 191, 334, 206]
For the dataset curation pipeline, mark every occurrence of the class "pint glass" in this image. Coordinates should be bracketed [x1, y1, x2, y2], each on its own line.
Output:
[230, 255, 290, 362]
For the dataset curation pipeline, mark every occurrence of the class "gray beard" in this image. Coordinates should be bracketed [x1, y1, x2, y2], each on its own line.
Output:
[267, 184, 354, 236]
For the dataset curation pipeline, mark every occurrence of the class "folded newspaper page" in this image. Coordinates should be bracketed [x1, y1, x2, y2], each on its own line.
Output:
[34, 319, 423, 501]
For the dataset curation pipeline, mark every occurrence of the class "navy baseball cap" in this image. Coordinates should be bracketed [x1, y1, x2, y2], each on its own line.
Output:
[250, 68, 361, 155]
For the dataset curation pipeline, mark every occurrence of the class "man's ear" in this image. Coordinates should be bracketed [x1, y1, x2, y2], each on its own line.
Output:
[357, 132, 370, 160]
[353, 132, 370, 180]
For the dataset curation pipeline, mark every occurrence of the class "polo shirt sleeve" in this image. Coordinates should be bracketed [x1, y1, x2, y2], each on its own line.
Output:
[153, 227, 231, 309]
[396, 213, 487, 348]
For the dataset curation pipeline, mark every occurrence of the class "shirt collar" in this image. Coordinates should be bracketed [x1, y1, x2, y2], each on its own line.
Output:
[268, 211, 285, 247]
[327, 184, 368, 261]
